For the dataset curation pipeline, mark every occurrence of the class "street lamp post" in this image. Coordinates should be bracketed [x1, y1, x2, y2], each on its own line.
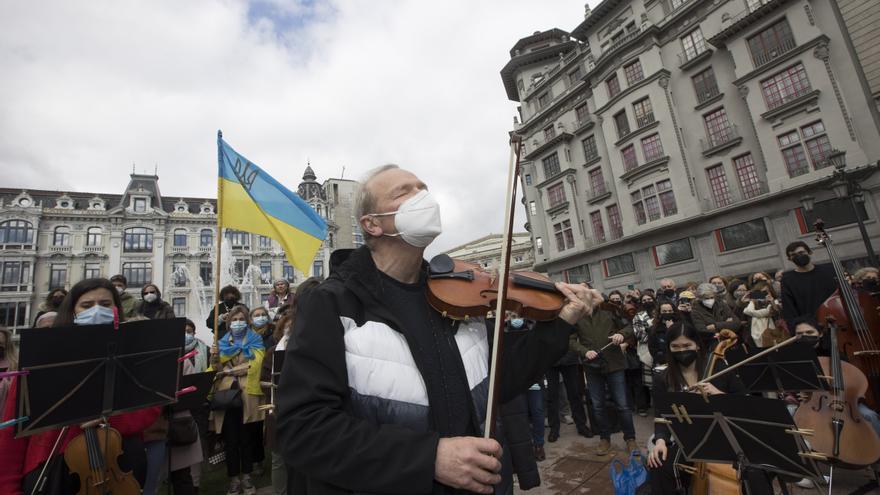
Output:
[818, 150, 879, 267]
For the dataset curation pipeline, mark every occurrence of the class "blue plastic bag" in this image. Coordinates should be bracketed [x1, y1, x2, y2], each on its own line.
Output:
[609, 450, 648, 495]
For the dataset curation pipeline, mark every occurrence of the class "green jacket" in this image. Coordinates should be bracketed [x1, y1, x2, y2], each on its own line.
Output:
[119, 291, 138, 318]
[570, 309, 633, 373]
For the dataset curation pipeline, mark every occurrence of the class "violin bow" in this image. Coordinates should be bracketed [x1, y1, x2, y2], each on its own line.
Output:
[483, 134, 523, 439]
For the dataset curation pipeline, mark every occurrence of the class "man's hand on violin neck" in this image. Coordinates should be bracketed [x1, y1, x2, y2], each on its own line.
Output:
[435, 437, 503, 494]
[555, 283, 603, 325]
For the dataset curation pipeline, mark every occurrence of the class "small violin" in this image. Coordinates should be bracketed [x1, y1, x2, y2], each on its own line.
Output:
[426, 254, 564, 321]
[64, 423, 141, 495]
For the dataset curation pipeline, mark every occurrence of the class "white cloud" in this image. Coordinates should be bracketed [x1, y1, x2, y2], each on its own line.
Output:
[0, 0, 598, 255]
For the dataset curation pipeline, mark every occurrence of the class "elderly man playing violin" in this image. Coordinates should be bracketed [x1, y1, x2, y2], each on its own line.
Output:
[276, 165, 602, 495]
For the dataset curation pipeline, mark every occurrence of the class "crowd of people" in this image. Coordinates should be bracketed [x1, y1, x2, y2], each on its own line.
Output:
[0, 163, 877, 494]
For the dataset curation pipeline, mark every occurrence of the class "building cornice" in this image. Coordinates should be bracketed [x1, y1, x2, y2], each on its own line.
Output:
[594, 69, 670, 116]
[501, 41, 578, 101]
[707, 0, 798, 46]
[731, 35, 830, 86]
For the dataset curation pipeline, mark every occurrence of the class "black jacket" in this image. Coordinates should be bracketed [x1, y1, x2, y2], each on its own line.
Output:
[275, 247, 571, 494]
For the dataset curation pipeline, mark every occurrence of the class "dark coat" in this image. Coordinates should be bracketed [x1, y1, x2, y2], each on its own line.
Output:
[134, 300, 176, 320]
[569, 309, 633, 374]
[499, 394, 540, 491]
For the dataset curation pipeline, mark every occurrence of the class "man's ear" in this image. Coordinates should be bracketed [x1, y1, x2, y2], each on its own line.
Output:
[360, 215, 383, 239]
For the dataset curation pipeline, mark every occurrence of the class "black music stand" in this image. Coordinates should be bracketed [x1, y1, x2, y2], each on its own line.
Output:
[654, 392, 823, 494]
[725, 342, 825, 393]
[272, 349, 284, 385]
[171, 371, 216, 412]
[16, 318, 184, 437]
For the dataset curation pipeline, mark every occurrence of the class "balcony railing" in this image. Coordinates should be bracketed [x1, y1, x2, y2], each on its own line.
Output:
[700, 124, 741, 154]
[198, 245, 212, 252]
[171, 246, 188, 253]
[701, 181, 769, 211]
[677, 46, 710, 67]
[750, 35, 796, 68]
[49, 245, 71, 253]
[586, 181, 610, 202]
[603, 28, 642, 57]
[696, 85, 721, 105]
[83, 245, 103, 253]
[635, 113, 656, 129]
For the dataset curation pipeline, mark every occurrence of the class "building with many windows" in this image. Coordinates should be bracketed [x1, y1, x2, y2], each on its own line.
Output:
[0, 168, 360, 332]
[443, 232, 535, 271]
[502, 0, 880, 291]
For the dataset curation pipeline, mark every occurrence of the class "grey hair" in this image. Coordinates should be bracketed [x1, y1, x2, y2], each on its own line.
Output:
[356, 164, 400, 247]
[696, 282, 718, 298]
[659, 278, 675, 287]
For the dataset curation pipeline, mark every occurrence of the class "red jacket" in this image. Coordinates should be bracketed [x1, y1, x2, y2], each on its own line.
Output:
[0, 378, 160, 495]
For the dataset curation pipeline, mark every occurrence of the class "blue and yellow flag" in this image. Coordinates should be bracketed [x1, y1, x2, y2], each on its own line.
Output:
[217, 132, 327, 274]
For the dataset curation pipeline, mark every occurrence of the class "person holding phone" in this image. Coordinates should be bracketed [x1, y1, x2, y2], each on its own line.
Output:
[743, 282, 784, 347]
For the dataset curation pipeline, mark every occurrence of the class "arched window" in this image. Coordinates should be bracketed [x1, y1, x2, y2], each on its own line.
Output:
[123, 227, 153, 252]
[173, 228, 187, 247]
[86, 227, 102, 246]
[0, 220, 34, 244]
[200, 229, 213, 247]
[53, 226, 70, 246]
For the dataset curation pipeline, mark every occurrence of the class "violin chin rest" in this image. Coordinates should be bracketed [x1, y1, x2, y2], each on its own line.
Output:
[429, 254, 455, 275]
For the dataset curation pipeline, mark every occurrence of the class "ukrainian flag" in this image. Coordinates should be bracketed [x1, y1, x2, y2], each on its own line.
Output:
[217, 131, 327, 274]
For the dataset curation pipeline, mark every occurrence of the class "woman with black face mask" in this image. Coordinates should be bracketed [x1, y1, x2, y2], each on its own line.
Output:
[647, 323, 746, 493]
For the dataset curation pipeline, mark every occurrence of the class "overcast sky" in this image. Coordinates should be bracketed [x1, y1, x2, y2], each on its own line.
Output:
[1, 0, 599, 255]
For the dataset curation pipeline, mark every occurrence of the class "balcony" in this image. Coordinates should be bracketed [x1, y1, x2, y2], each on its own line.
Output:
[601, 28, 642, 60]
[198, 245, 212, 253]
[700, 124, 743, 157]
[635, 113, 656, 130]
[760, 89, 820, 121]
[750, 36, 796, 69]
[49, 245, 71, 253]
[586, 181, 612, 205]
[620, 156, 670, 186]
[677, 47, 713, 71]
[171, 246, 188, 254]
[708, 0, 796, 46]
[573, 115, 595, 134]
[695, 87, 723, 110]
[524, 131, 574, 160]
[700, 181, 769, 211]
[83, 245, 104, 254]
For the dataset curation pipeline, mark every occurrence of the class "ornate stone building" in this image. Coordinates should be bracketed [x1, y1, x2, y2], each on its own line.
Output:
[502, 0, 880, 292]
[0, 167, 360, 332]
[443, 233, 535, 271]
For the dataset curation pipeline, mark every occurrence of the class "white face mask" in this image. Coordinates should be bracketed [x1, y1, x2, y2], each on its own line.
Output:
[115, 286, 125, 295]
[370, 189, 442, 248]
[143, 293, 157, 303]
[702, 298, 716, 309]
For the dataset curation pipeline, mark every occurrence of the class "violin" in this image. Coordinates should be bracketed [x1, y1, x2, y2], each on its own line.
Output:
[63, 423, 140, 495]
[426, 254, 565, 321]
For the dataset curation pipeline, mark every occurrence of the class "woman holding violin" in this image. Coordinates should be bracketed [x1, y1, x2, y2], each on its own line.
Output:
[0, 278, 160, 495]
[647, 323, 746, 494]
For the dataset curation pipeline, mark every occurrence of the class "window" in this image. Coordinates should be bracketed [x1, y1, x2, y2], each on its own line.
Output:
[123, 227, 153, 252]
[199, 261, 213, 284]
[632, 98, 654, 128]
[234, 259, 250, 280]
[172, 261, 187, 287]
[537, 92, 550, 109]
[575, 104, 590, 125]
[643, 185, 661, 221]
[53, 226, 70, 246]
[313, 259, 324, 278]
[653, 238, 694, 266]
[588, 168, 606, 197]
[260, 261, 272, 284]
[0, 302, 27, 328]
[604, 253, 636, 277]
[569, 66, 583, 85]
[199, 229, 213, 247]
[173, 229, 187, 247]
[802, 121, 832, 169]
[670, 0, 686, 10]
[50, 264, 67, 289]
[621, 145, 638, 172]
[606, 74, 621, 98]
[703, 108, 733, 147]
[524, 174, 532, 186]
[582, 135, 598, 161]
[283, 262, 295, 283]
[86, 227, 102, 247]
[553, 220, 575, 251]
[84, 262, 100, 279]
[798, 198, 868, 233]
[535, 237, 544, 255]
[716, 219, 770, 251]
[747, 0, 773, 11]
[0, 220, 34, 244]
[590, 211, 605, 242]
[134, 198, 147, 212]
[778, 130, 810, 177]
[122, 262, 151, 287]
[261, 293, 271, 305]
[258, 235, 272, 249]
[529, 201, 537, 215]
[706, 164, 733, 207]
[542, 153, 561, 178]
[172, 297, 186, 317]
[543, 125, 556, 140]
[761, 64, 811, 110]
[624, 60, 644, 85]
[734, 154, 763, 199]
[226, 230, 250, 249]
[632, 190, 647, 225]
[657, 179, 677, 215]
[614, 111, 630, 138]
[566, 264, 591, 283]
[693, 67, 720, 104]
[607, 204, 624, 239]
[748, 19, 795, 67]
[681, 28, 706, 62]
[1, 261, 30, 291]
[641, 134, 664, 162]
[547, 183, 566, 208]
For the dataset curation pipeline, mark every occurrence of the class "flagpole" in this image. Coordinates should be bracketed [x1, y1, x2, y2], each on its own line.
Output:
[214, 130, 224, 351]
